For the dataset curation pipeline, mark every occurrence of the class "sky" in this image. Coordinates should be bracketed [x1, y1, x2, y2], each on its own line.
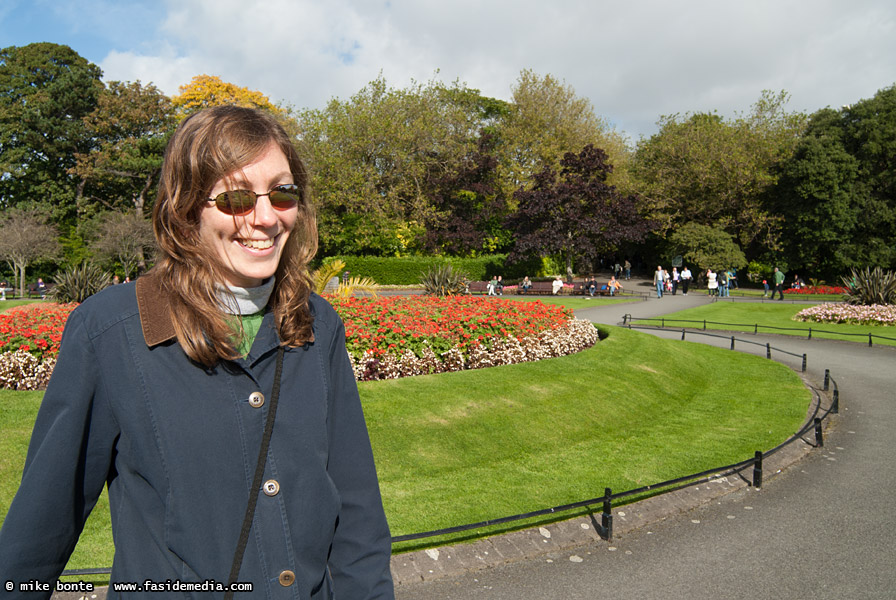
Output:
[1, 0, 894, 141]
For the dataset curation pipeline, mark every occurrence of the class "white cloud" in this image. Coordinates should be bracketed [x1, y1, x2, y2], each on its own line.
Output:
[92, 0, 896, 138]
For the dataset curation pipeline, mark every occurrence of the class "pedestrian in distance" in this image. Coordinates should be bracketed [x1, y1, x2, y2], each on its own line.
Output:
[772, 266, 786, 300]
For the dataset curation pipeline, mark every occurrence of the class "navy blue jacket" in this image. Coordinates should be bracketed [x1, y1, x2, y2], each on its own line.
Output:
[0, 275, 394, 599]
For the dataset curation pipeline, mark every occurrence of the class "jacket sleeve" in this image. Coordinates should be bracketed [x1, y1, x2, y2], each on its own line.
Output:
[324, 316, 395, 599]
[0, 309, 118, 598]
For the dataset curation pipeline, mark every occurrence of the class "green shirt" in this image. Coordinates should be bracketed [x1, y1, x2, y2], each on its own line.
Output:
[232, 310, 266, 357]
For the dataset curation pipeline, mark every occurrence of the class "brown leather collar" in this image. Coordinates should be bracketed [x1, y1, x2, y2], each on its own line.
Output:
[135, 272, 177, 346]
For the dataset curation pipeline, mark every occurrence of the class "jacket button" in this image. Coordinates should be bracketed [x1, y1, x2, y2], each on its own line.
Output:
[263, 479, 280, 496]
[248, 392, 264, 408]
[278, 570, 295, 587]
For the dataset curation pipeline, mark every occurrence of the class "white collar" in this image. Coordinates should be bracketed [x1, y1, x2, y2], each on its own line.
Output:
[217, 277, 275, 315]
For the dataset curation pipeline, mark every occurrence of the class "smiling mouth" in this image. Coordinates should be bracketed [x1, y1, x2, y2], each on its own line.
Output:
[238, 238, 275, 250]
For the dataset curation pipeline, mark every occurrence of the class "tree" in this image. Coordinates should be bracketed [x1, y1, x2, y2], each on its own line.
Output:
[88, 211, 156, 278]
[172, 74, 284, 117]
[507, 144, 649, 280]
[771, 85, 896, 277]
[424, 133, 511, 256]
[668, 222, 747, 273]
[0, 208, 61, 296]
[0, 43, 103, 222]
[496, 70, 630, 195]
[298, 76, 490, 255]
[631, 91, 806, 254]
[71, 80, 176, 220]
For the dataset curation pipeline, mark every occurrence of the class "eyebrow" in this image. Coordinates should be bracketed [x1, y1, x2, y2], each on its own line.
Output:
[222, 171, 294, 190]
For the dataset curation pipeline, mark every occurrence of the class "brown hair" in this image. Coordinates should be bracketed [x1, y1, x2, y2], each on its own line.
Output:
[152, 105, 318, 365]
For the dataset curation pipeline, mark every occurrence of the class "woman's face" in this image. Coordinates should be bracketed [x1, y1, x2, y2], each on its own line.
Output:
[199, 143, 298, 288]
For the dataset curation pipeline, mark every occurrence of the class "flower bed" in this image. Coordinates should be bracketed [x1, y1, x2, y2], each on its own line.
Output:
[0, 303, 75, 390]
[0, 303, 75, 359]
[327, 295, 599, 380]
[784, 285, 847, 295]
[0, 297, 599, 388]
[794, 303, 896, 326]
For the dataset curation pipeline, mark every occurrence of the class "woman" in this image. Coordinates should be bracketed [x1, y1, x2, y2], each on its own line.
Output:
[707, 268, 719, 296]
[0, 106, 394, 599]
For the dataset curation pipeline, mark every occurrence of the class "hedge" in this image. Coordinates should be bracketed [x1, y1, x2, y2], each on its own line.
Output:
[322, 255, 543, 286]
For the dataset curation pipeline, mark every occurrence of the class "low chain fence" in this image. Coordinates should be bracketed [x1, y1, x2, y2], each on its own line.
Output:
[623, 314, 896, 347]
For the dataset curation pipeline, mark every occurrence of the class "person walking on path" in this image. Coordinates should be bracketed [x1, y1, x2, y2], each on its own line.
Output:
[653, 266, 665, 298]
[680, 266, 692, 295]
[772, 267, 785, 300]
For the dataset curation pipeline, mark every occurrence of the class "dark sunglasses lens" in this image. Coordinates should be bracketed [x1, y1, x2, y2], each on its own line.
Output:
[269, 185, 301, 209]
[216, 190, 256, 215]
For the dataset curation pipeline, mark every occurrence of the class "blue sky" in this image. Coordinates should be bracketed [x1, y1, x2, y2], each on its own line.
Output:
[2, 0, 894, 139]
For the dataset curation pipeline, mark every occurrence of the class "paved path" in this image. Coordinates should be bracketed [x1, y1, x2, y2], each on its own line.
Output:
[396, 292, 896, 599]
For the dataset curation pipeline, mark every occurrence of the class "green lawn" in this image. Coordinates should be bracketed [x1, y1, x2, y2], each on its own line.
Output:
[633, 301, 896, 347]
[1, 325, 810, 568]
[502, 294, 636, 311]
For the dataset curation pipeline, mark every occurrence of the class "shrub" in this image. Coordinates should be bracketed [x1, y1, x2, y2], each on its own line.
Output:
[841, 267, 896, 306]
[50, 262, 112, 303]
[420, 264, 467, 296]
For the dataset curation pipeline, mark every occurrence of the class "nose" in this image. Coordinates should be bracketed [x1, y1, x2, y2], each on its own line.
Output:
[248, 193, 279, 228]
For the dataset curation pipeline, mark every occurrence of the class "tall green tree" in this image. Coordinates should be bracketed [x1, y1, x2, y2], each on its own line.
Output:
[71, 80, 176, 220]
[507, 144, 649, 280]
[772, 85, 896, 277]
[496, 70, 630, 195]
[632, 91, 806, 255]
[0, 43, 103, 222]
[298, 76, 493, 256]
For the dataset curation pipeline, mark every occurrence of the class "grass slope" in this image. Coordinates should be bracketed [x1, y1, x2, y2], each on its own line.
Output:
[1, 326, 809, 568]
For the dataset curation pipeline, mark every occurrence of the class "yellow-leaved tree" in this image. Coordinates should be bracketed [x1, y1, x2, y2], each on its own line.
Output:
[171, 74, 285, 118]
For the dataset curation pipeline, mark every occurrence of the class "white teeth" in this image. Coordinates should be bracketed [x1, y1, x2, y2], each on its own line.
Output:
[240, 238, 274, 250]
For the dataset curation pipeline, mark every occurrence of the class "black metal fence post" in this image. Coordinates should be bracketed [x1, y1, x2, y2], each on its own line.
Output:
[801, 354, 807, 372]
[766, 343, 771, 359]
[824, 369, 830, 391]
[832, 388, 839, 414]
[814, 418, 824, 447]
[681, 329, 686, 340]
[730, 336, 735, 350]
[808, 327, 812, 340]
[752, 451, 763, 488]
[869, 333, 873, 347]
[601, 487, 613, 541]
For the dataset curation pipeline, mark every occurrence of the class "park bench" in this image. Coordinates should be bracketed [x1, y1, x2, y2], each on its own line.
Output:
[466, 281, 490, 295]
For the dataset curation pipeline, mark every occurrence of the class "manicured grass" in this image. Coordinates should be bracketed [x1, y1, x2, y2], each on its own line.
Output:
[0, 389, 112, 583]
[363, 325, 808, 548]
[634, 301, 896, 347]
[502, 295, 635, 311]
[0, 299, 45, 311]
[1, 326, 810, 566]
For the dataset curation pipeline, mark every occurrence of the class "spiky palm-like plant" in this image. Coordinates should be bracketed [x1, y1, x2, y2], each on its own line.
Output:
[420, 264, 467, 296]
[311, 259, 378, 298]
[49, 262, 112, 303]
[841, 267, 896, 305]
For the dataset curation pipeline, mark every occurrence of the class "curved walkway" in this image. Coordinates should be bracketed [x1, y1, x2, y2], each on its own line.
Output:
[396, 292, 896, 599]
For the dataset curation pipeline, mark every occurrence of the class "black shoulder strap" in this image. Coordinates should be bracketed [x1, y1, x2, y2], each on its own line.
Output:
[226, 346, 285, 598]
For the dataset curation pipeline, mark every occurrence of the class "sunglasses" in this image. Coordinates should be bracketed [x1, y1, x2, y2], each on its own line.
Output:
[207, 184, 302, 216]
